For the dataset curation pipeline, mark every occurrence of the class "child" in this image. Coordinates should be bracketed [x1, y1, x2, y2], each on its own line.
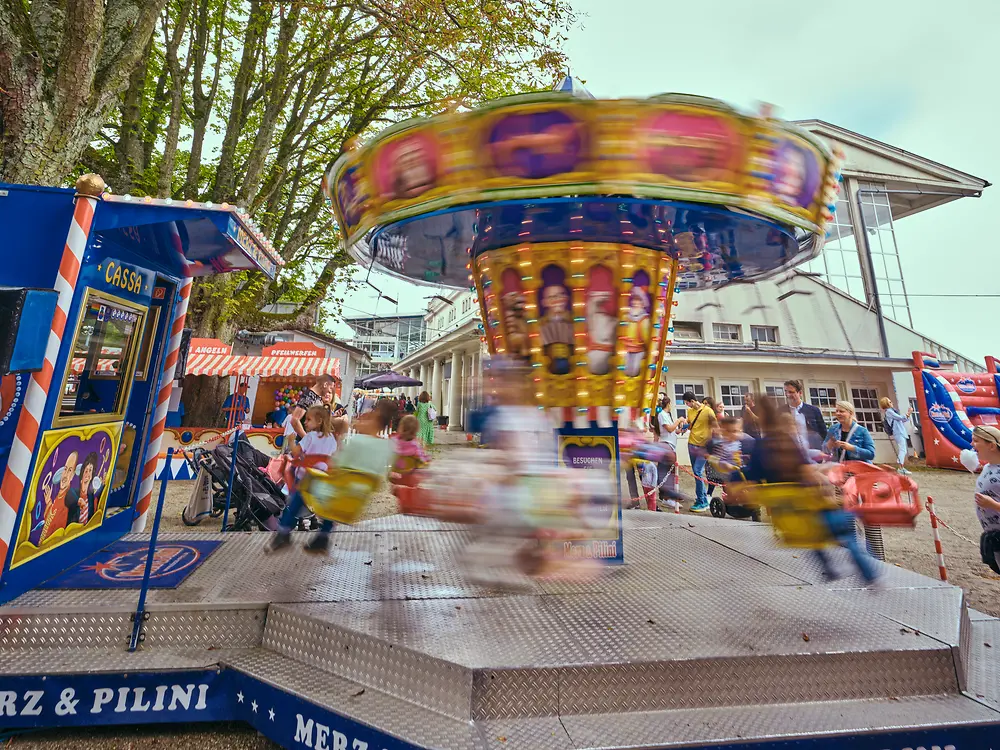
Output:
[269, 405, 338, 554]
[391, 415, 430, 483]
[706, 416, 743, 499]
[969, 425, 1000, 573]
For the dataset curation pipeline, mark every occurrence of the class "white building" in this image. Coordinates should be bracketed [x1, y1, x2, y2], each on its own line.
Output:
[393, 121, 989, 461]
[343, 313, 427, 378]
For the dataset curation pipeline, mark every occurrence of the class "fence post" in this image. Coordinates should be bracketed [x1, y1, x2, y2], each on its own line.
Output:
[926, 496, 949, 582]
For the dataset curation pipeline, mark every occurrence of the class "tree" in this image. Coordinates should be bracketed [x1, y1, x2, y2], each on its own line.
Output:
[1, 0, 574, 422]
[0, 0, 170, 184]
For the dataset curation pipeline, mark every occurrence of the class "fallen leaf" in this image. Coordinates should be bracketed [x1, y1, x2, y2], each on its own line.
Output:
[421, 574, 430, 579]
[352, 688, 365, 697]
[647, 618, 655, 625]
[985, 642, 992, 648]
[801, 633, 810, 642]
[364, 560, 373, 566]
[391, 546, 399, 551]
[496, 737, 507, 743]
[455, 605, 462, 610]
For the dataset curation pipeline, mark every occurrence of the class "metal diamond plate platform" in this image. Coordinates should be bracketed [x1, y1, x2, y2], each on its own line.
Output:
[1, 511, 997, 749]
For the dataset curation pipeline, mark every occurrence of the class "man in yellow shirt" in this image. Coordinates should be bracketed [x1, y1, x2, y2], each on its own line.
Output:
[683, 391, 717, 512]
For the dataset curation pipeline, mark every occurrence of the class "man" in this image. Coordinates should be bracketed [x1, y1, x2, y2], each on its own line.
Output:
[782, 379, 826, 453]
[221, 384, 250, 428]
[290, 374, 336, 439]
[683, 391, 717, 513]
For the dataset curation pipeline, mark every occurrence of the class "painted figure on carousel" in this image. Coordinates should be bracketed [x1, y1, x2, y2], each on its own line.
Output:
[623, 285, 651, 377]
[585, 265, 617, 375]
[40, 451, 77, 543]
[539, 275, 574, 375]
[68, 452, 101, 526]
[390, 137, 437, 200]
[500, 269, 531, 361]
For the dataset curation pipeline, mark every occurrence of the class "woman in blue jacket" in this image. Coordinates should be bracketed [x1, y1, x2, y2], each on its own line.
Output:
[823, 401, 876, 463]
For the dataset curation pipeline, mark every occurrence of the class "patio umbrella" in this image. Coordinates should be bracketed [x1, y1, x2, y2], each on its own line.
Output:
[358, 371, 422, 390]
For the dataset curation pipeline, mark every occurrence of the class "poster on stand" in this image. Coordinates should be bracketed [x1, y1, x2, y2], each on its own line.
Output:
[557, 431, 623, 563]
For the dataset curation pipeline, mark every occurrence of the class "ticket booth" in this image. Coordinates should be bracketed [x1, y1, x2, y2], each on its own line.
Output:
[0, 175, 281, 603]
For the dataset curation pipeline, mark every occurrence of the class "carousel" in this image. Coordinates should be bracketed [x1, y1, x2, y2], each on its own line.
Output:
[0, 82, 996, 750]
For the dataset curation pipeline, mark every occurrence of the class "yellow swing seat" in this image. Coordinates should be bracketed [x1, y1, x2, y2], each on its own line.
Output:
[746, 482, 839, 549]
[298, 467, 381, 525]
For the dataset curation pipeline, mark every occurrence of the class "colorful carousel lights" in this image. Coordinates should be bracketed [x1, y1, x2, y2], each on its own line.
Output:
[324, 79, 843, 425]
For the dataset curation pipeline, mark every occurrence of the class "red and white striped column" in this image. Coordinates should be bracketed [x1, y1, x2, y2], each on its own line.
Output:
[0, 192, 98, 568]
[926, 495, 949, 582]
[132, 277, 192, 531]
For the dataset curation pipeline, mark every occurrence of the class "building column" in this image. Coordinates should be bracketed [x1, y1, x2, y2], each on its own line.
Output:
[409, 367, 418, 398]
[448, 349, 465, 430]
[417, 364, 427, 399]
[431, 358, 443, 412]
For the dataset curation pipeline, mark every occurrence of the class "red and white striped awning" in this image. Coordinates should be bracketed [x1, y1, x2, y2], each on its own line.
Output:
[238, 355, 340, 378]
[184, 353, 340, 379]
[71, 357, 119, 375]
[185, 353, 242, 376]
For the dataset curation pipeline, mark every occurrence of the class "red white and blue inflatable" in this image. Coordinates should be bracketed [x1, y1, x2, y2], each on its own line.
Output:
[912, 350, 1000, 469]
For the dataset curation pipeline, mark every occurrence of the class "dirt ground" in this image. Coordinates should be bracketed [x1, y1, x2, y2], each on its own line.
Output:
[11, 450, 997, 748]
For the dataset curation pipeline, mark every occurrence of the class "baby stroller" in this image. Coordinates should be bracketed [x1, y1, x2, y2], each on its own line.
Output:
[707, 459, 761, 522]
[183, 436, 302, 531]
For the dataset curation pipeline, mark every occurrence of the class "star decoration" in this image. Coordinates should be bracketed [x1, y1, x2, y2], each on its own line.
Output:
[237, 691, 244, 703]
[952, 456, 959, 463]
[269, 708, 276, 721]
[83, 560, 120, 574]
[251, 700, 259, 713]
[934, 439, 940, 445]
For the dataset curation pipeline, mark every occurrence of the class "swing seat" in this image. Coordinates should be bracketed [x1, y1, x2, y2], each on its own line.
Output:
[839, 462, 921, 527]
[298, 467, 381, 525]
[748, 483, 838, 549]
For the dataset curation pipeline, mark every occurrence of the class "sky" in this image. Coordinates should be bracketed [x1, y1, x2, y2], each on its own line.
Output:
[331, 0, 999, 363]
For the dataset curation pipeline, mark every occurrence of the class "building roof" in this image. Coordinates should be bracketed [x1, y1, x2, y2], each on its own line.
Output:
[797, 120, 990, 219]
[288, 328, 371, 358]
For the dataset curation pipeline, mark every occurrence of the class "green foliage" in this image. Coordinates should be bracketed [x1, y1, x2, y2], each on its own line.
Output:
[71, 0, 575, 335]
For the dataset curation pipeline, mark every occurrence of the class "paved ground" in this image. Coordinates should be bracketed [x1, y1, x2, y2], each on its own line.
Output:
[11, 449, 995, 748]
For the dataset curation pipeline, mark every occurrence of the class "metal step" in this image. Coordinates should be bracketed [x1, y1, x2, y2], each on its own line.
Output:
[225, 648, 1000, 750]
[260, 584, 964, 721]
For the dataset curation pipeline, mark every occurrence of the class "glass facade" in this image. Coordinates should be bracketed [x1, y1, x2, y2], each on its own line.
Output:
[859, 188, 912, 326]
[802, 186, 912, 328]
[802, 197, 866, 302]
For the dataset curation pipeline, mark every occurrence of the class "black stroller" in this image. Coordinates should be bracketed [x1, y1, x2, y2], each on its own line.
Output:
[182, 436, 310, 531]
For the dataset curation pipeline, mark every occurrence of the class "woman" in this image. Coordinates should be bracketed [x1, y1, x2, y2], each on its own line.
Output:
[651, 394, 687, 510]
[415, 390, 436, 446]
[741, 392, 761, 440]
[823, 401, 875, 463]
[702, 397, 726, 498]
[880, 397, 913, 474]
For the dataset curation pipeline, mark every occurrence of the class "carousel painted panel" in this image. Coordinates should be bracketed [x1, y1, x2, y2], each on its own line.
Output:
[11, 422, 121, 568]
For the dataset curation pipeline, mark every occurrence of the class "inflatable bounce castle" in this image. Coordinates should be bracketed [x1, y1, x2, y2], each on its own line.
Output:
[913, 350, 1000, 469]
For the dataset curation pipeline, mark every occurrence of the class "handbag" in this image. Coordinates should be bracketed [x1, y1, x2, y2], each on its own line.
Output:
[428, 405, 438, 422]
[266, 455, 289, 485]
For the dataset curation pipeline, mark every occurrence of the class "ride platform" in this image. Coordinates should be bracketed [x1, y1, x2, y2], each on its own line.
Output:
[1, 511, 998, 749]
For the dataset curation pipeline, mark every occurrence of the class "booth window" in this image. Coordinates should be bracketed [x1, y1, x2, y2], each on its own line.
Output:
[133, 307, 161, 381]
[59, 292, 146, 425]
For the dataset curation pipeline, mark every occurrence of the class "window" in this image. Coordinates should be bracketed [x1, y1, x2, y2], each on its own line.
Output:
[132, 307, 161, 381]
[673, 381, 707, 407]
[719, 383, 750, 417]
[750, 325, 778, 344]
[672, 321, 702, 342]
[763, 383, 786, 401]
[851, 387, 883, 433]
[59, 292, 146, 425]
[808, 385, 839, 422]
[712, 323, 741, 343]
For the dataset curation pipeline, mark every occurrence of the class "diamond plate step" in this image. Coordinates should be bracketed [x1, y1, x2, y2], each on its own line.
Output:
[225, 649, 1000, 750]
[262, 583, 964, 720]
[0, 602, 266, 654]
